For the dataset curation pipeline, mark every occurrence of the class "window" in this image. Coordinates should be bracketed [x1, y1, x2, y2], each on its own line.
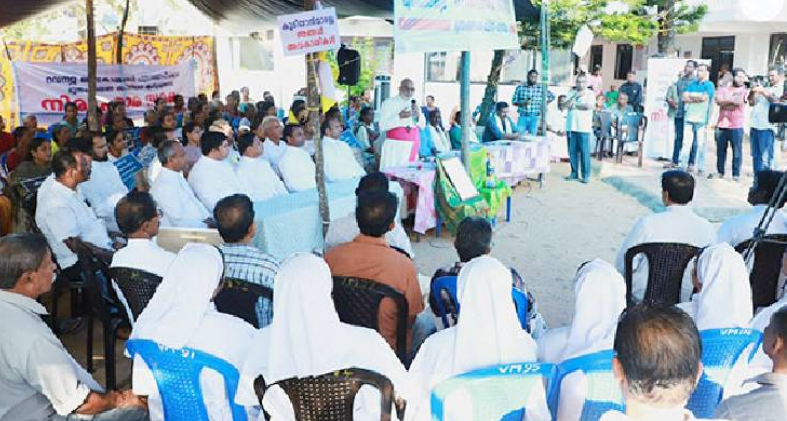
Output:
[590, 45, 603, 72]
[426, 52, 459, 82]
[615, 44, 633, 80]
[701, 36, 735, 85]
[770, 33, 787, 72]
[137, 26, 158, 35]
[230, 36, 274, 71]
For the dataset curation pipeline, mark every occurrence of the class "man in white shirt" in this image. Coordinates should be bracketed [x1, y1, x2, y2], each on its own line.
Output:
[78, 133, 129, 233]
[0, 234, 148, 421]
[615, 171, 715, 302]
[321, 117, 366, 182]
[379, 78, 421, 169]
[717, 170, 787, 247]
[35, 148, 114, 272]
[235, 133, 288, 202]
[602, 304, 723, 421]
[150, 140, 213, 229]
[565, 73, 596, 183]
[748, 69, 784, 178]
[111, 191, 175, 277]
[279, 124, 316, 192]
[188, 131, 248, 211]
[259, 116, 288, 171]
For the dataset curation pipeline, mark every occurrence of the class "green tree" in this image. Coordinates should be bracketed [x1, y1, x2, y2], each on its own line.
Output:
[327, 37, 380, 103]
[648, 0, 707, 55]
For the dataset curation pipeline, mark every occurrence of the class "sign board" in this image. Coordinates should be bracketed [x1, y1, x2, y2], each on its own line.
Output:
[278, 7, 341, 56]
[113, 154, 143, 191]
[394, 0, 519, 53]
[12, 61, 195, 127]
[643, 58, 710, 159]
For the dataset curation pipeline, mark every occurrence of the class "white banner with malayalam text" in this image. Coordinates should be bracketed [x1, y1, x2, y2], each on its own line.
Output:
[12, 60, 195, 126]
[278, 8, 341, 57]
[394, 0, 519, 53]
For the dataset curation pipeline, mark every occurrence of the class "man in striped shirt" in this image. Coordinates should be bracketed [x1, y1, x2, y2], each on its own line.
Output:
[511, 69, 555, 136]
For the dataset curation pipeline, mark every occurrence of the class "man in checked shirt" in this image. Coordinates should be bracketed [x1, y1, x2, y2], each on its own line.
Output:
[512, 69, 555, 136]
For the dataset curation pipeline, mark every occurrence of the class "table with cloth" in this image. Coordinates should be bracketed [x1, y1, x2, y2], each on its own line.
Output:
[483, 138, 551, 186]
[252, 178, 360, 261]
[383, 163, 438, 235]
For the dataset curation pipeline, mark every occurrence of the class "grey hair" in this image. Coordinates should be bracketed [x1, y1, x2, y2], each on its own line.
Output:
[0, 234, 50, 290]
[158, 139, 180, 166]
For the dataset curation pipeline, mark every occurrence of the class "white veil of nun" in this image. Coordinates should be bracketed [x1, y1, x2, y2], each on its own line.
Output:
[691, 243, 753, 330]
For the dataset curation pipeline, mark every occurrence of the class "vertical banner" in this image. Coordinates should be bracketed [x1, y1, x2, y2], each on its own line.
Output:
[394, 0, 519, 53]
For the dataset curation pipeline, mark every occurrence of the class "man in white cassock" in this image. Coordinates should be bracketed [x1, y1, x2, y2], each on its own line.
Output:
[188, 131, 249, 211]
[151, 140, 213, 228]
[236, 133, 288, 202]
[615, 170, 714, 302]
[379, 78, 421, 169]
[321, 117, 366, 182]
[278, 124, 317, 192]
[259, 116, 288, 172]
[79, 132, 128, 232]
[716, 170, 787, 247]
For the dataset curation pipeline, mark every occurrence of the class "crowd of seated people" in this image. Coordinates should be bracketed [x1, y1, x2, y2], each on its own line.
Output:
[2, 87, 787, 421]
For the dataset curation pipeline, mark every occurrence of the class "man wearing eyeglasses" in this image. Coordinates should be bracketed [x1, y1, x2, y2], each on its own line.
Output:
[379, 78, 422, 169]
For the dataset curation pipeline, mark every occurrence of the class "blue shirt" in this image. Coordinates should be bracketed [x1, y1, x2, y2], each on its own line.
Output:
[482, 115, 518, 142]
[684, 80, 715, 125]
[620, 82, 643, 107]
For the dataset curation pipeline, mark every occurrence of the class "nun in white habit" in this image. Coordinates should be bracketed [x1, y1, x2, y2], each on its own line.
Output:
[235, 253, 407, 421]
[405, 256, 548, 421]
[536, 259, 626, 421]
[130, 243, 257, 421]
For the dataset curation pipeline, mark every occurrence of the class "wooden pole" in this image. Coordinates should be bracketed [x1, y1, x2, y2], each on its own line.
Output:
[86, 0, 99, 132]
[539, 0, 550, 136]
[305, 0, 331, 239]
[460, 51, 471, 170]
[116, 0, 131, 64]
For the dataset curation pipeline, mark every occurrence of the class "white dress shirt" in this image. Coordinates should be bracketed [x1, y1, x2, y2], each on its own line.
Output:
[151, 167, 211, 229]
[566, 89, 596, 134]
[379, 95, 416, 132]
[716, 204, 787, 247]
[35, 178, 112, 269]
[111, 238, 176, 277]
[79, 160, 128, 232]
[262, 138, 288, 170]
[322, 136, 365, 182]
[615, 205, 715, 302]
[236, 156, 288, 202]
[278, 145, 316, 192]
[187, 156, 248, 211]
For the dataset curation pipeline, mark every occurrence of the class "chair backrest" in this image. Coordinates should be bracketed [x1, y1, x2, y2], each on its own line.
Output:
[74, 243, 122, 324]
[551, 350, 624, 421]
[108, 267, 162, 322]
[624, 243, 700, 307]
[254, 368, 398, 421]
[430, 275, 530, 331]
[331, 276, 409, 362]
[734, 234, 787, 310]
[595, 111, 614, 138]
[622, 113, 646, 142]
[687, 328, 763, 419]
[214, 277, 273, 328]
[431, 362, 554, 421]
[126, 339, 248, 421]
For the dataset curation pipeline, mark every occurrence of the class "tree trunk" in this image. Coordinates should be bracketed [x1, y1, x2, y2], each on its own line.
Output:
[116, 0, 131, 64]
[305, 0, 330, 239]
[657, 0, 677, 56]
[478, 49, 505, 127]
[86, 0, 99, 132]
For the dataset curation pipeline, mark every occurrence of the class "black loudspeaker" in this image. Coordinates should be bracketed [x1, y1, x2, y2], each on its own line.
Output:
[337, 45, 361, 86]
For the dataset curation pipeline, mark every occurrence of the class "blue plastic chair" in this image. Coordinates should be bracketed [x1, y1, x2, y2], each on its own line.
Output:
[686, 328, 763, 419]
[431, 362, 554, 421]
[550, 349, 624, 421]
[126, 339, 248, 421]
[430, 275, 529, 330]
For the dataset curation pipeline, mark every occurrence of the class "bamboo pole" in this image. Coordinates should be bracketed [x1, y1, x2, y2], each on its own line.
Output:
[116, 0, 131, 64]
[460, 51, 471, 170]
[86, 0, 99, 132]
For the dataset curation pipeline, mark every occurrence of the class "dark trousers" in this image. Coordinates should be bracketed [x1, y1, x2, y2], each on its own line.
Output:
[672, 117, 685, 164]
[568, 131, 591, 180]
[716, 128, 743, 177]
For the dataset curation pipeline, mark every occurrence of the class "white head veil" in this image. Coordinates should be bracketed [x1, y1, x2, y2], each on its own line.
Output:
[694, 243, 753, 330]
[452, 256, 537, 373]
[130, 243, 224, 349]
[561, 259, 627, 361]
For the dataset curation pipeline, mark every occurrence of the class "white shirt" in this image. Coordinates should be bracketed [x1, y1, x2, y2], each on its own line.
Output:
[278, 145, 316, 192]
[262, 138, 288, 170]
[111, 238, 176, 277]
[566, 89, 596, 134]
[615, 205, 715, 302]
[322, 136, 365, 182]
[151, 167, 211, 229]
[380, 95, 417, 132]
[236, 156, 288, 202]
[600, 409, 723, 421]
[187, 156, 248, 211]
[79, 160, 128, 232]
[35, 177, 112, 268]
[750, 86, 781, 131]
[716, 205, 787, 247]
[0, 291, 103, 421]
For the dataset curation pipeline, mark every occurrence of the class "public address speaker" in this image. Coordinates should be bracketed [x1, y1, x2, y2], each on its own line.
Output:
[337, 45, 361, 86]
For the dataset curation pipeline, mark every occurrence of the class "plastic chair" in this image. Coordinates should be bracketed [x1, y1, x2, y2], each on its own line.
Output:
[624, 242, 700, 307]
[615, 113, 647, 167]
[550, 350, 624, 421]
[734, 234, 787, 310]
[687, 328, 763, 419]
[126, 339, 248, 421]
[254, 368, 403, 421]
[593, 111, 614, 161]
[331, 276, 409, 363]
[429, 275, 530, 331]
[431, 362, 554, 421]
[214, 277, 274, 328]
[108, 267, 162, 323]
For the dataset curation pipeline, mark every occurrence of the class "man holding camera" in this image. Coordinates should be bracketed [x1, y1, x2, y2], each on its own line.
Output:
[748, 68, 785, 183]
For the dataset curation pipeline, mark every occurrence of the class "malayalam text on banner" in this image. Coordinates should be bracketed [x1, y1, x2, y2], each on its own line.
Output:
[394, 0, 519, 53]
[12, 61, 196, 126]
[278, 8, 341, 57]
